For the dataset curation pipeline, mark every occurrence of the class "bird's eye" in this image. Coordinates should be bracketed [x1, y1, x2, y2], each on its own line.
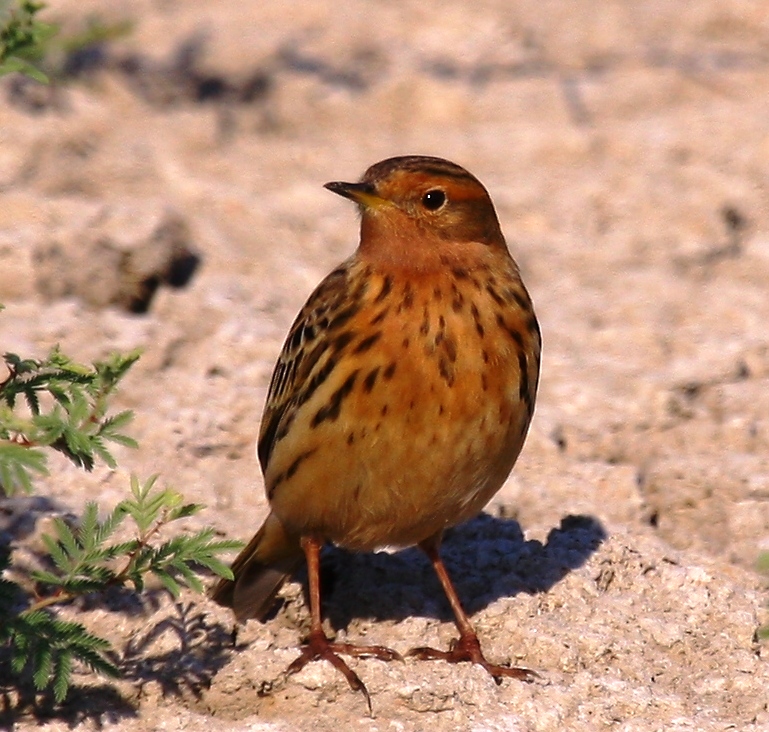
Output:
[421, 189, 446, 211]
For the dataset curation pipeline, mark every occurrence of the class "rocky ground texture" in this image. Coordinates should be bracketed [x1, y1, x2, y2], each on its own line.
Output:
[1, 1, 768, 730]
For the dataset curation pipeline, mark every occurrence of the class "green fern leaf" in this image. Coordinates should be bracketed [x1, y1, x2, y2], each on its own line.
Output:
[41, 533, 71, 573]
[168, 502, 203, 521]
[153, 570, 182, 597]
[172, 561, 203, 593]
[52, 516, 80, 561]
[0, 442, 47, 495]
[52, 650, 73, 703]
[79, 502, 99, 551]
[32, 644, 53, 691]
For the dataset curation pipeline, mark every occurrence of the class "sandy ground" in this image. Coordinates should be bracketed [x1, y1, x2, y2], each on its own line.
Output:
[1, 1, 769, 730]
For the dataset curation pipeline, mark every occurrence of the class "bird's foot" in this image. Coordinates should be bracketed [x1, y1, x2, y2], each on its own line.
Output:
[286, 629, 402, 715]
[407, 631, 538, 683]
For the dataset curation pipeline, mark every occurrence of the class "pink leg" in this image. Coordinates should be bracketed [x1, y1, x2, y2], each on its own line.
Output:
[285, 537, 402, 714]
[407, 532, 538, 682]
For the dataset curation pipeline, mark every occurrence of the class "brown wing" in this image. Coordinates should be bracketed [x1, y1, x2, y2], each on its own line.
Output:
[257, 258, 369, 473]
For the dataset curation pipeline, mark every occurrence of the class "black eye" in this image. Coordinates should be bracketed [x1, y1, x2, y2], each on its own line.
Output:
[421, 189, 446, 210]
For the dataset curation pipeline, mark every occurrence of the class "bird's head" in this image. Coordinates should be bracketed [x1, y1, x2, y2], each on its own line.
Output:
[325, 155, 508, 271]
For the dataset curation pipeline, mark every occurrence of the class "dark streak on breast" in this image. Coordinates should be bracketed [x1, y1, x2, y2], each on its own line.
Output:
[311, 370, 360, 427]
[509, 288, 532, 313]
[419, 306, 430, 335]
[443, 336, 458, 363]
[496, 313, 524, 349]
[363, 367, 380, 393]
[451, 283, 464, 312]
[375, 275, 393, 303]
[470, 302, 484, 338]
[265, 446, 318, 498]
[371, 308, 389, 325]
[486, 284, 505, 307]
[518, 349, 532, 415]
[287, 448, 317, 480]
[400, 282, 415, 311]
[438, 356, 455, 387]
[354, 332, 382, 354]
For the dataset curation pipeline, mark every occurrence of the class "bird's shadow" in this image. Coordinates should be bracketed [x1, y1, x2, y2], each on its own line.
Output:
[298, 513, 606, 632]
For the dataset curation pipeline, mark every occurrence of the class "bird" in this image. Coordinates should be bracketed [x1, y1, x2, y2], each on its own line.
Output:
[211, 155, 542, 711]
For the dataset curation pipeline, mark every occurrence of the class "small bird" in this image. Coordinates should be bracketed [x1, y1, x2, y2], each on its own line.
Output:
[211, 155, 542, 710]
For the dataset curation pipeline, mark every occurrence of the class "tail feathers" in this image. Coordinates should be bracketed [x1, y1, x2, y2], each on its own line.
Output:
[233, 556, 302, 622]
[210, 561, 298, 622]
[209, 512, 303, 622]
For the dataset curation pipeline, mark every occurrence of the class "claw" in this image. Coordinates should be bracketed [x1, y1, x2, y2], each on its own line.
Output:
[407, 632, 538, 682]
[285, 629, 401, 716]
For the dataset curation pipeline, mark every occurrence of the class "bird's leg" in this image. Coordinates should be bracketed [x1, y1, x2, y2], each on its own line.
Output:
[285, 536, 402, 714]
[407, 532, 538, 682]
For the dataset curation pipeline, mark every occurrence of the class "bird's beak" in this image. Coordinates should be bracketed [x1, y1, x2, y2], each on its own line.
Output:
[324, 181, 384, 208]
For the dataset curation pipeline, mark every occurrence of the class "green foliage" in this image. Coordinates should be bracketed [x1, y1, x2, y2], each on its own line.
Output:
[1, 477, 239, 701]
[1, 475, 240, 704]
[0, 0, 55, 82]
[0, 347, 140, 494]
[1, 549, 121, 702]
[0, 1, 132, 84]
[0, 309, 242, 706]
[1, 540, 120, 705]
[32, 476, 240, 601]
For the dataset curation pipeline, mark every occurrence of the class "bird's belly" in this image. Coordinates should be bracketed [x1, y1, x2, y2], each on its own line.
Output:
[266, 333, 531, 551]
[333, 400, 526, 550]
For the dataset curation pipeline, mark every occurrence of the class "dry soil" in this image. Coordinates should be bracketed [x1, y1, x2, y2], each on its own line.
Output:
[1, 2, 768, 730]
